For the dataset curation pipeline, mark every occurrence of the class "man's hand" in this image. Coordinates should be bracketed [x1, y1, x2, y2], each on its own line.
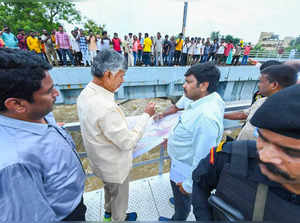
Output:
[176, 182, 190, 195]
[144, 102, 156, 117]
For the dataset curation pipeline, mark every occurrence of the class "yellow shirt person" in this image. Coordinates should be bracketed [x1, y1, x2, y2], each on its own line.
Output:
[27, 35, 42, 53]
[143, 37, 152, 53]
[175, 38, 184, 51]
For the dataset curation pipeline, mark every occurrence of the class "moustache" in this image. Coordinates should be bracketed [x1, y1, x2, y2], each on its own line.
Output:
[257, 157, 295, 181]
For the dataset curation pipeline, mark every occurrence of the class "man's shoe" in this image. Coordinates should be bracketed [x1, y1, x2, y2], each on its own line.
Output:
[169, 197, 175, 208]
[159, 216, 172, 221]
[125, 212, 137, 221]
[103, 212, 111, 222]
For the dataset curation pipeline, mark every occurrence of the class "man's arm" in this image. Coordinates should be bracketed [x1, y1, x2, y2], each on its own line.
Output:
[224, 111, 248, 120]
[153, 104, 182, 120]
[99, 103, 155, 151]
[0, 164, 57, 221]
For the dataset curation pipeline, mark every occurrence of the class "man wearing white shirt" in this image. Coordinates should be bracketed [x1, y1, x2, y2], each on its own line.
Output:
[159, 63, 225, 221]
[70, 30, 81, 66]
[77, 49, 156, 221]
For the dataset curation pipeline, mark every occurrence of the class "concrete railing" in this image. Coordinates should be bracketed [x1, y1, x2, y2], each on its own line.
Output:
[64, 101, 251, 178]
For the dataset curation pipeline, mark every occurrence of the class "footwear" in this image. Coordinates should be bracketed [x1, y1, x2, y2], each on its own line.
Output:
[159, 216, 172, 221]
[169, 197, 175, 208]
[103, 212, 111, 222]
[125, 212, 137, 221]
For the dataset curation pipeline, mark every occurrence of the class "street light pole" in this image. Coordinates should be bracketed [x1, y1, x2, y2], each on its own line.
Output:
[182, 0, 188, 37]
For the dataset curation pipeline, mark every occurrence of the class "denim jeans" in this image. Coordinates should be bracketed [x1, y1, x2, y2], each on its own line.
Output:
[168, 51, 175, 66]
[59, 48, 75, 65]
[133, 51, 137, 66]
[170, 180, 191, 220]
[241, 55, 248, 64]
[137, 50, 143, 62]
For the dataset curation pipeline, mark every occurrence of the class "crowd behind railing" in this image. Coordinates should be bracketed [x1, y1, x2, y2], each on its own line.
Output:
[1, 24, 258, 67]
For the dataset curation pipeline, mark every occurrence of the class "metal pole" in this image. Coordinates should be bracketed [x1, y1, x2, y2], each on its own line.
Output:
[182, 0, 188, 36]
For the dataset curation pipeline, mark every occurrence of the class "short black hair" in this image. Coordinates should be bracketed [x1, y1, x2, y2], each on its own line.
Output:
[0, 48, 52, 112]
[145, 33, 149, 37]
[260, 60, 282, 71]
[261, 64, 297, 88]
[184, 62, 221, 93]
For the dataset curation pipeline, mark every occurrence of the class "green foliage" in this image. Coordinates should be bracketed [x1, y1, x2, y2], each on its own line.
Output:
[83, 19, 105, 35]
[224, 35, 234, 43]
[0, 1, 81, 33]
[288, 36, 300, 51]
[254, 43, 264, 51]
[210, 31, 220, 40]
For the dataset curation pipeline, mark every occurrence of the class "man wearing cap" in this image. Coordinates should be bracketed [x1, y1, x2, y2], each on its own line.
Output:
[159, 63, 225, 221]
[192, 84, 300, 221]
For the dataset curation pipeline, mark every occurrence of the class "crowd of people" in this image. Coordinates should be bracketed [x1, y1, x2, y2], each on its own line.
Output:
[1, 46, 300, 222]
[0, 25, 252, 67]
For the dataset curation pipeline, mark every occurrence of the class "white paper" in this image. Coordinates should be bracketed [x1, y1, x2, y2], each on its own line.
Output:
[169, 159, 192, 183]
[126, 112, 181, 158]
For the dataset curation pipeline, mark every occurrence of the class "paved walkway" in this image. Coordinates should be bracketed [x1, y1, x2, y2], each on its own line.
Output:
[83, 173, 195, 221]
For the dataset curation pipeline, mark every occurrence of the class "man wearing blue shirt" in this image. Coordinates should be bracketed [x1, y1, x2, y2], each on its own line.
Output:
[1, 26, 18, 48]
[159, 63, 225, 221]
[0, 48, 86, 221]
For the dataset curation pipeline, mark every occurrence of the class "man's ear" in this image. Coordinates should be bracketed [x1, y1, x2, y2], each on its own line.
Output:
[4, 98, 27, 114]
[200, 81, 209, 92]
[271, 81, 280, 91]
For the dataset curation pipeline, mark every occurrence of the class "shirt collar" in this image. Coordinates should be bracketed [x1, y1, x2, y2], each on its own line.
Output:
[0, 113, 54, 136]
[88, 82, 115, 101]
[187, 92, 219, 110]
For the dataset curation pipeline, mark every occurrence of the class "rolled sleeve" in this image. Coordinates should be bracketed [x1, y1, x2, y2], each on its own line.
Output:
[99, 107, 150, 151]
[182, 118, 219, 193]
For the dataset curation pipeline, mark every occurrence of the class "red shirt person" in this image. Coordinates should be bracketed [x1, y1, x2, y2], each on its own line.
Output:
[112, 32, 122, 53]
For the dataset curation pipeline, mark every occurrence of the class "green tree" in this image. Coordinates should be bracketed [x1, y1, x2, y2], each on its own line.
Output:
[210, 31, 221, 40]
[225, 35, 234, 43]
[233, 38, 240, 45]
[0, 1, 81, 33]
[83, 19, 105, 35]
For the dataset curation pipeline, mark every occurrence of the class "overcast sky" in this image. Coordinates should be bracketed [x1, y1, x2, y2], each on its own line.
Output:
[69, 0, 299, 44]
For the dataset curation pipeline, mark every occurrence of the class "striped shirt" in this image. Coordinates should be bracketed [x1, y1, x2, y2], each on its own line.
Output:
[55, 32, 71, 49]
[79, 36, 88, 51]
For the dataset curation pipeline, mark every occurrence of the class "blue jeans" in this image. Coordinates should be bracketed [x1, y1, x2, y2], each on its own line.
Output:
[137, 50, 143, 62]
[59, 48, 75, 65]
[241, 55, 248, 65]
[201, 54, 208, 63]
[133, 51, 137, 65]
[168, 51, 174, 66]
[170, 180, 191, 220]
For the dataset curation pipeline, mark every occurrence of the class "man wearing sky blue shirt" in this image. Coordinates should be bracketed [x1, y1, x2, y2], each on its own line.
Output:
[0, 48, 86, 221]
[159, 63, 225, 221]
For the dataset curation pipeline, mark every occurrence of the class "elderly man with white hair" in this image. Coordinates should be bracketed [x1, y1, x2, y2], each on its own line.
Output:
[77, 49, 156, 221]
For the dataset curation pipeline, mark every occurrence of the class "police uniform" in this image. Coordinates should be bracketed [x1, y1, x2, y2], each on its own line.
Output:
[192, 140, 300, 221]
[192, 84, 300, 221]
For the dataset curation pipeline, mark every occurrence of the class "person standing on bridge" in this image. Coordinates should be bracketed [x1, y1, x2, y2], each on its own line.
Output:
[159, 63, 225, 221]
[0, 48, 86, 221]
[77, 49, 156, 221]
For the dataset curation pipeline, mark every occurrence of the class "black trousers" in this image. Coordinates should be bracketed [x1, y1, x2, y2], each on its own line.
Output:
[62, 197, 87, 221]
[174, 50, 181, 65]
